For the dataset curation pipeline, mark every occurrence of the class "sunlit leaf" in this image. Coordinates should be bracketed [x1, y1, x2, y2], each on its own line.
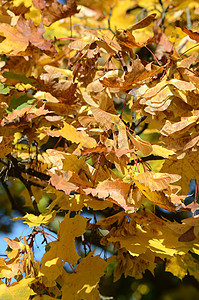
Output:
[11, 211, 56, 227]
[0, 278, 35, 299]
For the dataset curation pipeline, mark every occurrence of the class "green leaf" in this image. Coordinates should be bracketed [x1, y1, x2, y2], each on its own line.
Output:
[3, 71, 35, 84]
[0, 83, 10, 94]
[6, 93, 35, 113]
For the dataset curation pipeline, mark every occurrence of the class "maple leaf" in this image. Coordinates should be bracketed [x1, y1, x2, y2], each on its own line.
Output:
[0, 136, 13, 158]
[166, 252, 199, 281]
[137, 78, 196, 115]
[0, 278, 35, 299]
[84, 179, 133, 211]
[49, 171, 79, 195]
[100, 58, 163, 90]
[4, 238, 25, 250]
[91, 107, 129, 150]
[116, 29, 148, 48]
[62, 252, 107, 299]
[130, 171, 185, 212]
[0, 15, 56, 56]
[38, 66, 77, 103]
[153, 24, 173, 60]
[128, 133, 152, 156]
[58, 121, 97, 150]
[1, 105, 52, 128]
[160, 116, 198, 137]
[182, 26, 199, 43]
[112, 249, 156, 282]
[127, 14, 157, 31]
[41, 0, 80, 26]
[41, 213, 87, 267]
[161, 152, 199, 194]
[0, 0, 199, 294]
[11, 211, 56, 227]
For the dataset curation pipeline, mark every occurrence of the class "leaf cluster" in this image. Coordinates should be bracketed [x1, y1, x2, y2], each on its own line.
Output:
[0, 0, 199, 299]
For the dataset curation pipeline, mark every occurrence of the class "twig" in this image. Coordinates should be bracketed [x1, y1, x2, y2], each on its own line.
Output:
[128, 154, 165, 165]
[186, 6, 191, 29]
[1, 154, 47, 215]
[1, 179, 16, 210]
[107, 5, 115, 34]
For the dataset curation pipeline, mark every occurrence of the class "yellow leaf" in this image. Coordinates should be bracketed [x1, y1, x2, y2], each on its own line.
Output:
[130, 172, 182, 212]
[62, 252, 107, 300]
[166, 252, 199, 280]
[152, 145, 175, 158]
[59, 122, 97, 149]
[41, 213, 87, 280]
[129, 134, 152, 156]
[45, 257, 59, 267]
[165, 255, 187, 278]
[161, 152, 199, 194]
[11, 211, 56, 227]
[0, 278, 35, 300]
[13, 0, 32, 7]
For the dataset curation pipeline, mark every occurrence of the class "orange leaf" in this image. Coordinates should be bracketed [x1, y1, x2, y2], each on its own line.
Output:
[130, 172, 184, 212]
[49, 172, 79, 195]
[84, 180, 134, 211]
[1, 105, 51, 128]
[0, 16, 56, 56]
[91, 107, 129, 150]
[128, 134, 152, 156]
[182, 26, 199, 43]
[127, 14, 156, 31]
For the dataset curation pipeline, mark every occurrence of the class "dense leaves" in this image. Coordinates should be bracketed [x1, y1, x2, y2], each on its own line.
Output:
[0, 0, 199, 299]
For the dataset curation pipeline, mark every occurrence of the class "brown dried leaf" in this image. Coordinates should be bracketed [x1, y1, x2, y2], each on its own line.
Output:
[178, 226, 196, 242]
[154, 29, 173, 60]
[38, 66, 77, 103]
[101, 59, 163, 90]
[41, 0, 80, 26]
[130, 171, 186, 212]
[116, 30, 145, 48]
[186, 202, 199, 215]
[179, 53, 198, 68]
[169, 79, 196, 91]
[127, 14, 156, 31]
[182, 26, 199, 43]
[0, 136, 13, 158]
[33, 0, 46, 9]
[69, 40, 89, 51]
[183, 133, 199, 151]
[124, 59, 164, 88]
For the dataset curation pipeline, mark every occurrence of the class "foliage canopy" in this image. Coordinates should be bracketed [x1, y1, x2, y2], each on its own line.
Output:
[0, 0, 199, 299]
